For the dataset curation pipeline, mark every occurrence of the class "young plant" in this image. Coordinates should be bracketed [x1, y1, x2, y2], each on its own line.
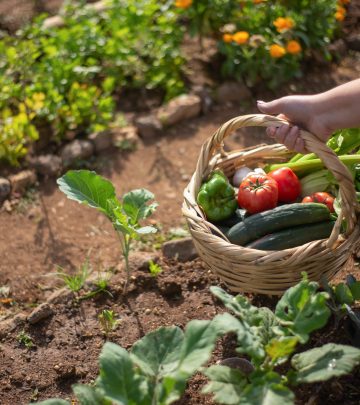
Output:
[203, 274, 360, 404]
[34, 312, 241, 405]
[322, 274, 360, 346]
[55, 256, 90, 294]
[98, 309, 120, 336]
[57, 170, 158, 292]
[17, 330, 34, 349]
[148, 259, 162, 277]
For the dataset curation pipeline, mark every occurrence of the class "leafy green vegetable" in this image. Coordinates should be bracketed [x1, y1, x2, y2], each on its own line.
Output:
[58, 170, 157, 291]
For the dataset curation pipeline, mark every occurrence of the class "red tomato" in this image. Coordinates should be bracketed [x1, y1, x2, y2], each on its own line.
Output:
[268, 167, 301, 202]
[238, 174, 278, 214]
[301, 192, 335, 212]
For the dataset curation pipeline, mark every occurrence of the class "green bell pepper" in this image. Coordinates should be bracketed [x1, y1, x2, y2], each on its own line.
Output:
[197, 170, 237, 222]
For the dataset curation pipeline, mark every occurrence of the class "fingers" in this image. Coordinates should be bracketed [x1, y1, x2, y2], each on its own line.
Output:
[266, 124, 306, 154]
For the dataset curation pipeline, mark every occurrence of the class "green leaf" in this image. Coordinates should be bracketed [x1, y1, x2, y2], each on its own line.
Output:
[57, 170, 117, 218]
[72, 384, 106, 404]
[203, 365, 248, 405]
[265, 336, 298, 365]
[97, 342, 151, 405]
[240, 380, 295, 405]
[136, 226, 158, 235]
[349, 281, 360, 301]
[130, 326, 183, 378]
[291, 343, 360, 384]
[275, 277, 331, 343]
[122, 189, 158, 224]
[334, 283, 354, 305]
[33, 400, 70, 405]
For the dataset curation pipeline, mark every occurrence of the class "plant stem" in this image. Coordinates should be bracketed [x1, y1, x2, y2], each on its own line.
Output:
[122, 235, 132, 295]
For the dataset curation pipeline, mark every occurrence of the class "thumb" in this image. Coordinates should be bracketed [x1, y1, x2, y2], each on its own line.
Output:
[257, 99, 283, 115]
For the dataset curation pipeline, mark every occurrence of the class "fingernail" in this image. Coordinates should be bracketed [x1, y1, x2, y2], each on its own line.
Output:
[257, 100, 265, 104]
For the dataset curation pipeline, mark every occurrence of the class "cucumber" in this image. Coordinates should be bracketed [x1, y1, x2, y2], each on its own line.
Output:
[226, 203, 331, 246]
[245, 220, 335, 251]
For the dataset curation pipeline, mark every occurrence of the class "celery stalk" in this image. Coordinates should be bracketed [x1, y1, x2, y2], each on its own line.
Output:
[265, 155, 360, 178]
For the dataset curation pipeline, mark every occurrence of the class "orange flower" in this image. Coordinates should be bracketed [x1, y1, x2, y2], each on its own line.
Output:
[286, 40, 302, 54]
[232, 31, 250, 45]
[269, 44, 286, 58]
[335, 11, 345, 21]
[223, 33, 233, 43]
[337, 5, 346, 13]
[175, 0, 192, 8]
[338, 0, 350, 4]
[273, 17, 295, 33]
[253, 0, 266, 3]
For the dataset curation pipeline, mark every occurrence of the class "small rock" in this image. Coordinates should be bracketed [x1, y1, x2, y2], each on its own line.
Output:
[347, 34, 360, 52]
[215, 81, 252, 104]
[129, 251, 160, 271]
[162, 237, 198, 262]
[219, 357, 255, 375]
[0, 178, 11, 202]
[9, 170, 37, 194]
[145, 308, 151, 315]
[112, 126, 140, 150]
[0, 314, 27, 338]
[88, 130, 113, 152]
[30, 154, 62, 177]
[28, 303, 53, 324]
[157, 94, 202, 126]
[61, 139, 94, 166]
[135, 115, 163, 138]
[2, 200, 12, 213]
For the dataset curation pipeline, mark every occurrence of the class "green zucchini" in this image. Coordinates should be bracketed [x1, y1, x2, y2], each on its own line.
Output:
[245, 220, 335, 251]
[226, 203, 331, 246]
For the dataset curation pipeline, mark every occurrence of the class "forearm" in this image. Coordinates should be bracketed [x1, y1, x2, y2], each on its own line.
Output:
[314, 79, 360, 132]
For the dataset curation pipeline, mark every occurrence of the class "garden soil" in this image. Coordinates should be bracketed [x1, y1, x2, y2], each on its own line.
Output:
[1, 1, 360, 404]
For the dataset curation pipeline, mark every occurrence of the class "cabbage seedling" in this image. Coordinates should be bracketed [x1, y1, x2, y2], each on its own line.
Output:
[57, 170, 158, 293]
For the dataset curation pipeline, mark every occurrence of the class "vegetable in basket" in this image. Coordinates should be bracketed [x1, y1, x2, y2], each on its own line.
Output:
[237, 173, 278, 214]
[302, 191, 335, 213]
[268, 167, 301, 202]
[197, 170, 237, 222]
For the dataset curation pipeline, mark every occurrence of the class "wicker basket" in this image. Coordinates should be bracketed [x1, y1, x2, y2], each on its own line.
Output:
[182, 114, 360, 295]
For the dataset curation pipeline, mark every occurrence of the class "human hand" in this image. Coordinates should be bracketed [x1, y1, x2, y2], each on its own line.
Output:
[257, 95, 332, 153]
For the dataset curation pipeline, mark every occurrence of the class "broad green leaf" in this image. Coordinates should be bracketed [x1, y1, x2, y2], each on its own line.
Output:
[34, 401, 70, 405]
[72, 384, 106, 404]
[291, 343, 360, 384]
[265, 337, 298, 365]
[157, 375, 187, 405]
[203, 365, 247, 405]
[349, 281, 360, 301]
[136, 225, 158, 235]
[122, 189, 158, 224]
[240, 382, 295, 405]
[239, 371, 295, 405]
[57, 170, 117, 217]
[130, 326, 183, 377]
[275, 278, 330, 343]
[97, 342, 151, 405]
[335, 283, 354, 305]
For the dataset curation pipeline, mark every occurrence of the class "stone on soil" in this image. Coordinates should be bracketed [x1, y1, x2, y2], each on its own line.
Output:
[112, 126, 140, 149]
[88, 130, 113, 152]
[0, 178, 11, 202]
[61, 139, 94, 166]
[215, 81, 251, 104]
[162, 237, 198, 262]
[157, 94, 202, 126]
[30, 154, 62, 176]
[129, 251, 160, 271]
[27, 303, 53, 324]
[135, 115, 163, 138]
[8, 170, 37, 194]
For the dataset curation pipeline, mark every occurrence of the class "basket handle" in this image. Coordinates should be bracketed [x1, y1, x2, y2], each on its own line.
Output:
[197, 114, 359, 247]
